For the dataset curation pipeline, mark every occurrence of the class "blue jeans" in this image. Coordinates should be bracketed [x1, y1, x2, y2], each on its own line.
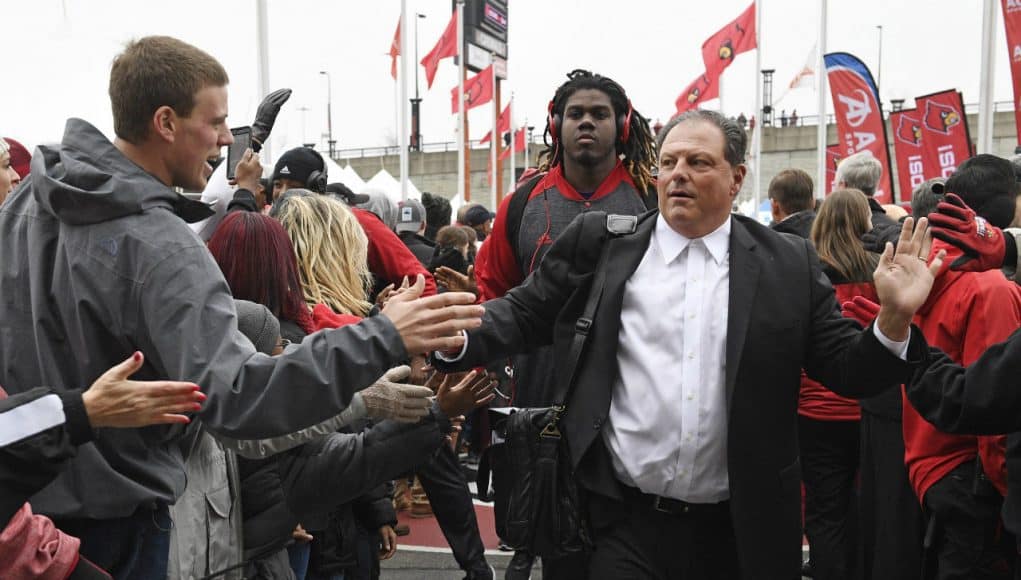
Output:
[53, 502, 172, 580]
[288, 542, 312, 580]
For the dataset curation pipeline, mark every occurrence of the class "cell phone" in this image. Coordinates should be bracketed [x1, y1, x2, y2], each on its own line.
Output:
[227, 126, 253, 180]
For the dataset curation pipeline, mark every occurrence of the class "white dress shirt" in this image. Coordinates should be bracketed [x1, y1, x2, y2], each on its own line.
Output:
[604, 215, 732, 503]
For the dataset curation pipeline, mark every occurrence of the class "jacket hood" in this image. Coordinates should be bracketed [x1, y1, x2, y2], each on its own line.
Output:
[31, 118, 213, 225]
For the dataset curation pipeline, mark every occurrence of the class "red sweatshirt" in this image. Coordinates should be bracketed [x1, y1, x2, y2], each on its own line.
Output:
[903, 240, 1019, 500]
[352, 207, 436, 297]
[797, 279, 874, 421]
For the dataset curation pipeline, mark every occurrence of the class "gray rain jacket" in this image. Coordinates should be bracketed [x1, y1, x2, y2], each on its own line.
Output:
[0, 119, 406, 519]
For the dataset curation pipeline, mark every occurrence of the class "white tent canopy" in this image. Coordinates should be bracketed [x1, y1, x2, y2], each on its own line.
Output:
[363, 169, 421, 203]
[336, 164, 366, 191]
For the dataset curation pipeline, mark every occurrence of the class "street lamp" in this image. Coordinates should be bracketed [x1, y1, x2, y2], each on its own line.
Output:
[410, 13, 426, 151]
[319, 71, 335, 158]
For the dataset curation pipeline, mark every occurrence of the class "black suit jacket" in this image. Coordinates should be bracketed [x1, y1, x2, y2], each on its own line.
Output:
[438, 210, 925, 579]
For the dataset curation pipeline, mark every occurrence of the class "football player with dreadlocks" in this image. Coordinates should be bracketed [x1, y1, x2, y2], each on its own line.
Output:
[473, 69, 657, 580]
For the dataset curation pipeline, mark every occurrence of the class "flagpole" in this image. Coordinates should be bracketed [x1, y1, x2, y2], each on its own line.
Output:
[509, 94, 516, 194]
[753, 0, 763, 214]
[255, 0, 271, 161]
[979, 0, 996, 154]
[490, 60, 498, 209]
[399, 0, 409, 201]
[456, 0, 466, 201]
[817, 0, 828, 195]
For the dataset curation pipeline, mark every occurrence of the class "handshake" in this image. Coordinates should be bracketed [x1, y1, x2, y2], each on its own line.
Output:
[360, 364, 495, 423]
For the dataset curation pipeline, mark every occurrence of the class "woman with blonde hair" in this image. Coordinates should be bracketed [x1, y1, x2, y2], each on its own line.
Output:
[271, 191, 373, 319]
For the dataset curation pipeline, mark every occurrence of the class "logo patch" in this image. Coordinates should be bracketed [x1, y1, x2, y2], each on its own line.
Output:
[923, 100, 961, 134]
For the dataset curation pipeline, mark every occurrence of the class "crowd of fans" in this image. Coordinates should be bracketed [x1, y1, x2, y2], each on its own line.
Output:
[9, 33, 1021, 580]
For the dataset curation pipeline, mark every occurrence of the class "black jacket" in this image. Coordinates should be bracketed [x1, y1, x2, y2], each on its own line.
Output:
[770, 210, 815, 240]
[398, 231, 436, 268]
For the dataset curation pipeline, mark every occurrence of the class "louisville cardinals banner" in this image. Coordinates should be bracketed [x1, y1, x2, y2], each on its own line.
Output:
[824, 52, 895, 203]
[701, 2, 757, 83]
[421, 12, 457, 89]
[1002, 0, 1021, 143]
[826, 145, 842, 195]
[451, 64, 494, 114]
[500, 127, 526, 160]
[481, 104, 511, 144]
[890, 109, 925, 201]
[917, 90, 973, 182]
[389, 20, 401, 80]
[675, 73, 719, 115]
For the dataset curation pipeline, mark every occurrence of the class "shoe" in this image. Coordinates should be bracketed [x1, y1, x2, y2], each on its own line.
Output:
[496, 539, 515, 552]
[394, 523, 410, 537]
[801, 558, 813, 578]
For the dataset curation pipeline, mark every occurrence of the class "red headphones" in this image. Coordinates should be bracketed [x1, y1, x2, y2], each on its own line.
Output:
[547, 98, 634, 146]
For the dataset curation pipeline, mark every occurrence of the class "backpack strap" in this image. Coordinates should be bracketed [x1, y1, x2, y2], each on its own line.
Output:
[552, 213, 638, 408]
[505, 173, 546, 273]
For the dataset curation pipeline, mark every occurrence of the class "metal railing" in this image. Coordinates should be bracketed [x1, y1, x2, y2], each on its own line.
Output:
[335, 135, 546, 160]
[333, 100, 1016, 158]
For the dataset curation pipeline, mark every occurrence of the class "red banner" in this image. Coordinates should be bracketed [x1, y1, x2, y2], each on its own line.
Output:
[1002, 0, 1021, 143]
[451, 65, 494, 114]
[389, 20, 401, 80]
[500, 127, 526, 160]
[701, 3, 757, 83]
[481, 104, 511, 144]
[826, 145, 843, 195]
[674, 73, 719, 115]
[421, 13, 457, 89]
[890, 109, 925, 202]
[824, 53, 895, 203]
[916, 90, 973, 182]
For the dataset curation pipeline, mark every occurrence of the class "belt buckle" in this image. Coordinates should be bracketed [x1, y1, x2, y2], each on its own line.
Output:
[652, 495, 690, 516]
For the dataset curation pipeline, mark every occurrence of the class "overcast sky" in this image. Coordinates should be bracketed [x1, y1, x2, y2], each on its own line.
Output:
[5, 0, 1011, 158]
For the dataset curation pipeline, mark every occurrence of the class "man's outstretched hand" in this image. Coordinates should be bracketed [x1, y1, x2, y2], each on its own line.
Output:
[873, 217, 945, 341]
[381, 274, 483, 355]
[251, 88, 293, 150]
[928, 193, 1006, 272]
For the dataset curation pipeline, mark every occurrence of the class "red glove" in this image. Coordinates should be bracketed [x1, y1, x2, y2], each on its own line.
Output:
[927, 193, 1006, 272]
[841, 296, 881, 328]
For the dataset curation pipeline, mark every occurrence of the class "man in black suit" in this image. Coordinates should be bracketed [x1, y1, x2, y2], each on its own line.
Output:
[435, 110, 942, 579]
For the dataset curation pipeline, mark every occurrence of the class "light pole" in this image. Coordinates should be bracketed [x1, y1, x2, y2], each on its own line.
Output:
[319, 71, 335, 158]
[875, 25, 883, 95]
[410, 13, 426, 151]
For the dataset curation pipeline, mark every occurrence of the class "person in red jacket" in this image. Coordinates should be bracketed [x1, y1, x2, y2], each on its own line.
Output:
[270, 146, 437, 296]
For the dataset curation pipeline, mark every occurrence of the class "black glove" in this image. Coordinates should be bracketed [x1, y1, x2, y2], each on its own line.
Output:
[860, 223, 900, 253]
[250, 88, 292, 151]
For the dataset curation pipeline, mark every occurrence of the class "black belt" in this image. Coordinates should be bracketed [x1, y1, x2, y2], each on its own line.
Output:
[620, 485, 729, 517]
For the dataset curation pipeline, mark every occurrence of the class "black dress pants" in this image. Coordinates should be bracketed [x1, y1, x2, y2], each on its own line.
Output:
[798, 415, 860, 580]
[417, 443, 491, 578]
[587, 488, 737, 580]
[923, 460, 1011, 580]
